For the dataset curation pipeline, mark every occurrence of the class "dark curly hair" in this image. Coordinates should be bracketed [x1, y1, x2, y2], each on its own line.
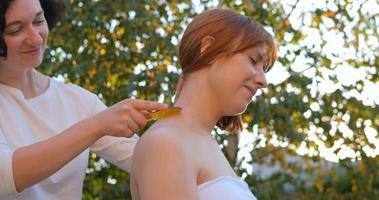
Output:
[0, 0, 66, 57]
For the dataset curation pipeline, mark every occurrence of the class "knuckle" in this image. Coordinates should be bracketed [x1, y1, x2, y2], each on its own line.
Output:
[130, 123, 138, 131]
[141, 101, 151, 108]
[122, 101, 132, 108]
[130, 128, 138, 133]
[121, 116, 129, 122]
[141, 119, 147, 126]
[148, 101, 155, 107]
[122, 106, 132, 113]
[126, 129, 133, 136]
[124, 99, 132, 104]
[121, 126, 129, 133]
[122, 115, 130, 122]
[136, 124, 143, 131]
[117, 126, 124, 133]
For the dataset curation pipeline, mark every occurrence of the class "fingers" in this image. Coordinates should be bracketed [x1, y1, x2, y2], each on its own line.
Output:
[140, 110, 150, 116]
[118, 103, 147, 132]
[126, 99, 168, 112]
[139, 110, 151, 119]
[120, 126, 133, 137]
[104, 99, 169, 137]
[125, 117, 140, 133]
[128, 109, 148, 130]
[117, 110, 146, 137]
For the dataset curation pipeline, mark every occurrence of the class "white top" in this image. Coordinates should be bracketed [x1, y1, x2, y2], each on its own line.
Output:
[198, 176, 257, 200]
[0, 78, 138, 200]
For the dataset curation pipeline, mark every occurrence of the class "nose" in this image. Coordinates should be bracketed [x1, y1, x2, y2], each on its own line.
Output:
[253, 68, 268, 89]
[24, 26, 43, 47]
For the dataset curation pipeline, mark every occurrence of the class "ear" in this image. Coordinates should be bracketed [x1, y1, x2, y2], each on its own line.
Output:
[200, 36, 215, 54]
[174, 74, 184, 103]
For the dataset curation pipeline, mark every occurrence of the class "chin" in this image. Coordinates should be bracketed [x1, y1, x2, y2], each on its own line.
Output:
[237, 106, 248, 115]
[228, 103, 249, 116]
[26, 58, 43, 68]
[222, 97, 251, 115]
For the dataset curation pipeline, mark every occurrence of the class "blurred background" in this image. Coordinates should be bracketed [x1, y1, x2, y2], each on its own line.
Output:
[42, 0, 379, 199]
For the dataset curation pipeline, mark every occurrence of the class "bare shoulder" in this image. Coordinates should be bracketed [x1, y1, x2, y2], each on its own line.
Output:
[131, 123, 198, 200]
[132, 122, 192, 171]
[134, 123, 186, 156]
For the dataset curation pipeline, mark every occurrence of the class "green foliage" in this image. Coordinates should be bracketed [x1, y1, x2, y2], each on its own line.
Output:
[41, 0, 379, 199]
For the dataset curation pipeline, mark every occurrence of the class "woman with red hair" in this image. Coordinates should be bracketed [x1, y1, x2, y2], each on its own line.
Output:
[131, 8, 277, 200]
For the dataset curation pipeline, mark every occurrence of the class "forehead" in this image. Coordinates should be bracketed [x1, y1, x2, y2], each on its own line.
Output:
[246, 44, 268, 54]
[245, 44, 269, 59]
[6, 0, 42, 22]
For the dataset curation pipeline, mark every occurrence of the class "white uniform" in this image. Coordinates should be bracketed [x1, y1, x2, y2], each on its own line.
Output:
[198, 176, 257, 200]
[0, 78, 138, 200]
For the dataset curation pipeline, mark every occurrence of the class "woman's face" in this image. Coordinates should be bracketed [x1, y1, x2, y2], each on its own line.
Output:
[207, 44, 269, 115]
[0, 0, 48, 70]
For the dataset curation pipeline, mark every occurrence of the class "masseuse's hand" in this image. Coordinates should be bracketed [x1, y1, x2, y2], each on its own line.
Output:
[91, 99, 168, 138]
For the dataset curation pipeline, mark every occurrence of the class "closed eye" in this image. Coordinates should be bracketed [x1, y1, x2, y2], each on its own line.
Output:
[249, 57, 257, 65]
[33, 20, 45, 25]
[6, 26, 22, 35]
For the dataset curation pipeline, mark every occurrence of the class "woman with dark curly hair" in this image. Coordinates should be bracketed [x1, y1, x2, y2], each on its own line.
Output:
[0, 0, 168, 199]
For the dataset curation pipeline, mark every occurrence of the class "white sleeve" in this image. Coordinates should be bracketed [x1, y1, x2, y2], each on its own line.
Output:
[90, 134, 139, 172]
[0, 129, 17, 195]
[89, 96, 139, 173]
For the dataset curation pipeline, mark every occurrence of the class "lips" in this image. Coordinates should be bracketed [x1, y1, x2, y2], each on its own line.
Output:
[22, 48, 41, 56]
[244, 85, 256, 97]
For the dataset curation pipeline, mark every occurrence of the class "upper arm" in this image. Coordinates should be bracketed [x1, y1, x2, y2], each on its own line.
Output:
[132, 131, 198, 200]
[88, 92, 139, 172]
[89, 92, 107, 116]
[90, 134, 139, 172]
[0, 128, 17, 195]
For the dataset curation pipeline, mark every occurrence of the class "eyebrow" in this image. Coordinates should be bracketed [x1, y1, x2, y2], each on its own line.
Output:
[256, 51, 264, 62]
[5, 10, 44, 28]
[254, 50, 272, 71]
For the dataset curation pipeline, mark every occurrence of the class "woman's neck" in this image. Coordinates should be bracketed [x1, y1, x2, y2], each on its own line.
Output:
[0, 67, 48, 99]
[172, 74, 223, 135]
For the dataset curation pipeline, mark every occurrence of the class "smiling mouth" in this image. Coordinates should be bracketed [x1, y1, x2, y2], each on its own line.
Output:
[244, 86, 256, 97]
[23, 48, 41, 55]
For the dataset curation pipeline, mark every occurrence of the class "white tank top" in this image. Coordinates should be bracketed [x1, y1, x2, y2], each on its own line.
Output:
[197, 176, 257, 200]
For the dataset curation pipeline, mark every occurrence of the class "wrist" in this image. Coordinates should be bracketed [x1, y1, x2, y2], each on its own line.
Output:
[81, 115, 105, 139]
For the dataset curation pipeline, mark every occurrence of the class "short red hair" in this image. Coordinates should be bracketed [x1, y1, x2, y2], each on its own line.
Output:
[178, 8, 277, 133]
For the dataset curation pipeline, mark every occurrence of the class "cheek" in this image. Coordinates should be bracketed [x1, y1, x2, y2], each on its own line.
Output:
[3, 37, 21, 53]
[211, 71, 244, 97]
[222, 69, 247, 91]
[41, 28, 49, 44]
